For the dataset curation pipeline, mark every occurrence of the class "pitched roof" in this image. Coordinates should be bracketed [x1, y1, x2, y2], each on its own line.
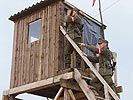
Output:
[9, 0, 63, 21]
[9, 0, 106, 28]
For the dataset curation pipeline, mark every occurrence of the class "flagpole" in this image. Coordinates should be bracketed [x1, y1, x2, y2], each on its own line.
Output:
[98, 0, 105, 39]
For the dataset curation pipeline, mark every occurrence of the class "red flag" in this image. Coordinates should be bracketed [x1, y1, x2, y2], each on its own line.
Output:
[92, 0, 96, 7]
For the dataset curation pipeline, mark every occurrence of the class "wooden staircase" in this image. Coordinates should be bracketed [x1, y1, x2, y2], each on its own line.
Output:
[59, 26, 120, 100]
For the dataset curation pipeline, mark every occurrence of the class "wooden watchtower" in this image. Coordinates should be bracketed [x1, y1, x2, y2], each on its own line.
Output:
[2, 0, 122, 100]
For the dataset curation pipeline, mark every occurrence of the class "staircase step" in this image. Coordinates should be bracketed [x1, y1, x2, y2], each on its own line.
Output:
[95, 96, 105, 100]
[88, 85, 96, 90]
[81, 75, 93, 81]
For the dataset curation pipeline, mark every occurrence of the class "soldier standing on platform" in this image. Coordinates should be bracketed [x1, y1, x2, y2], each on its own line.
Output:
[80, 39, 116, 98]
[64, 8, 83, 69]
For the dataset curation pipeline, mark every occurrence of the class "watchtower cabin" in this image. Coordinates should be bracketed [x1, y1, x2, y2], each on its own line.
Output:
[2, 0, 122, 100]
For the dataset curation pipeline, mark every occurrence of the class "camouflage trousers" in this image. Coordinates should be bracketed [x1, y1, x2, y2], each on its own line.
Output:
[64, 37, 81, 65]
[90, 75, 116, 97]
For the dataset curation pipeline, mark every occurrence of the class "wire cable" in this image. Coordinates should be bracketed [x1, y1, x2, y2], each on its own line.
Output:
[94, 0, 121, 17]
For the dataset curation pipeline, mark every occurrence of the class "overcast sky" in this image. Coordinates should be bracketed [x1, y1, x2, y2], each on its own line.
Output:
[0, 0, 133, 100]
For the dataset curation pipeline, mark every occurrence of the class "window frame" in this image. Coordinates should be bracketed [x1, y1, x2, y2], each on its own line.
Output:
[27, 18, 42, 44]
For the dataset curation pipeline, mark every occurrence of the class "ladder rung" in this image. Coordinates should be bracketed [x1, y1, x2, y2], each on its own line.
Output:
[81, 75, 93, 80]
[95, 96, 105, 100]
[88, 85, 96, 90]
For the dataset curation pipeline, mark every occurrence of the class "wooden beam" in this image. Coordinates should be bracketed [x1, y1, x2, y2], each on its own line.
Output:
[88, 85, 96, 90]
[2, 95, 9, 100]
[115, 86, 123, 93]
[60, 26, 120, 100]
[104, 85, 110, 100]
[64, 88, 71, 100]
[60, 79, 81, 91]
[15, 98, 23, 100]
[58, 92, 87, 100]
[68, 89, 76, 100]
[54, 72, 74, 83]
[81, 75, 92, 81]
[95, 96, 105, 100]
[3, 72, 74, 96]
[54, 87, 64, 100]
[112, 52, 118, 86]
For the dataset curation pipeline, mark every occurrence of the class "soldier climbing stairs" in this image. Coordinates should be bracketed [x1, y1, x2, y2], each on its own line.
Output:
[59, 26, 120, 100]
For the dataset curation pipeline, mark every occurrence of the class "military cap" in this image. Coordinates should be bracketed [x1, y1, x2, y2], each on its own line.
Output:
[98, 39, 108, 44]
[73, 8, 79, 13]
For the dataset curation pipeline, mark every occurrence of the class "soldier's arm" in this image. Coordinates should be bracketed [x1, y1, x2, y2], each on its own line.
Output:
[85, 45, 98, 54]
[74, 15, 84, 33]
[86, 45, 110, 56]
[87, 55, 99, 63]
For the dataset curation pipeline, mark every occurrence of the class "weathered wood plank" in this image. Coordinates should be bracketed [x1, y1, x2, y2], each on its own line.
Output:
[68, 89, 76, 100]
[112, 52, 117, 86]
[60, 79, 81, 91]
[54, 3, 58, 76]
[48, 4, 53, 78]
[16, 20, 22, 87]
[3, 72, 74, 96]
[115, 86, 123, 93]
[51, 3, 57, 78]
[58, 1, 65, 69]
[104, 85, 110, 100]
[42, 7, 48, 80]
[20, 19, 24, 86]
[22, 18, 26, 86]
[53, 87, 64, 100]
[38, 10, 45, 80]
[10, 21, 19, 88]
[64, 88, 71, 100]
[45, 6, 50, 79]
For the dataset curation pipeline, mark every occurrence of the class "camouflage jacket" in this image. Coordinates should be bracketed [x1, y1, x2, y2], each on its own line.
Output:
[65, 15, 83, 39]
[85, 45, 113, 76]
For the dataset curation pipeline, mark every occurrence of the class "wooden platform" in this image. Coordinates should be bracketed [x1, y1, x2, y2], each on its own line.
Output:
[3, 72, 74, 99]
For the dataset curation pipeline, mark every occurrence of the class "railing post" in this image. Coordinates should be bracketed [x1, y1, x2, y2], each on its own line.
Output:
[104, 85, 110, 100]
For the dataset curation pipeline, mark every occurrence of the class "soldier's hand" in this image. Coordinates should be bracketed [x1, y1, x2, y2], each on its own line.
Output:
[79, 43, 86, 47]
[67, 10, 72, 16]
[82, 52, 88, 57]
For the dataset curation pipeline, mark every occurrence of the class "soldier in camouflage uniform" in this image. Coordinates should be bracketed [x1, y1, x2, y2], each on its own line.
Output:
[80, 39, 116, 98]
[64, 8, 83, 69]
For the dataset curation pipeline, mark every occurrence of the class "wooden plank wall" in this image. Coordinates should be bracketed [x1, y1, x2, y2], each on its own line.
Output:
[10, 1, 65, 88]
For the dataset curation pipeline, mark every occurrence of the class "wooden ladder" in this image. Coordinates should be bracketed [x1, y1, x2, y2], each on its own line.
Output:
[60, 26, 120, 100]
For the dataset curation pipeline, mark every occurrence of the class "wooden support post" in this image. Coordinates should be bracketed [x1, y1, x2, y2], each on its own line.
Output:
[38, 10, 45, 81]
[2, 95, 8, 100]
[98, 0, 105, 39]
[54, 87, 64, 100]
[64, 88, 71, 100]
[112, 52, 118, 86]
[68, 89, 76, 100]
[104, 85, 110, 100]
[115, 86, 123, 93]
[60, 26, 120, 100]
[60, 79, 81, 91]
